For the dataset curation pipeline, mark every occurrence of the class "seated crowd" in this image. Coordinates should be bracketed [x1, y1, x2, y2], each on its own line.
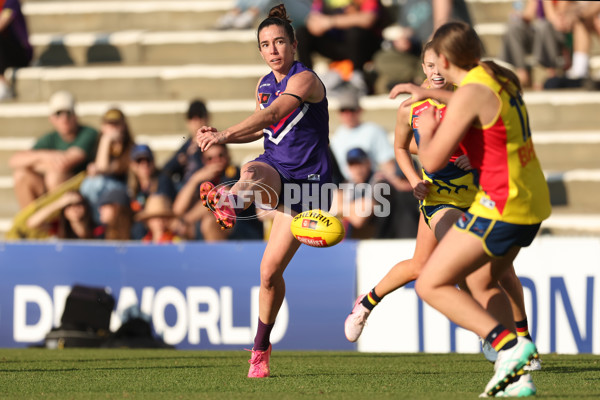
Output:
[8, 89, 420, 242]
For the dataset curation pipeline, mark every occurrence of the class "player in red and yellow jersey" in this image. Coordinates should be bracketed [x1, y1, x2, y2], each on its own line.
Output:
[346, 43, 540, 377]
[397, 23, 550, 397]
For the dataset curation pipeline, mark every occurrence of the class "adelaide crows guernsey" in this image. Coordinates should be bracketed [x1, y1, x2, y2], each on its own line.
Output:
[411, 98, 477, 211]
[459, 65, 551, 224]
[257, 61, 331, 182]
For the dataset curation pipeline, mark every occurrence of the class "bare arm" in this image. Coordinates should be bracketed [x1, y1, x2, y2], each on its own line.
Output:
[0, 8, 14, 32]
[10, 147, 86, 173]
[394, 102, 430, 200]
[26, 191, 80, 229]
[394, 103, 423, 188]
[390, 82, 454, 105]
[432, 0, 453, 31]
[418, 84, 492, 172]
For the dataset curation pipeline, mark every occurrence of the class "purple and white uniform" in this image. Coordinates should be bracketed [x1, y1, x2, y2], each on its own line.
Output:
[255, 61, 331, 182]
[254, 61, 332, 212]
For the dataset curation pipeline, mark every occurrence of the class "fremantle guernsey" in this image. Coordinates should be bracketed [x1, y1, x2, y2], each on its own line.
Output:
[256, 61, 331, 182]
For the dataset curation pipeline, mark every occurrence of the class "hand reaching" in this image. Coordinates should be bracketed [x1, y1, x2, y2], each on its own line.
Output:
[389, 82, 429, 100]
[412, 180, 431, 201]
[196, 126, 225, 152]
[454, 154, 473, 171]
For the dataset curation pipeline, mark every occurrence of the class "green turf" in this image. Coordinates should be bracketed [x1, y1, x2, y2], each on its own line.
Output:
[0, 349, 598, 399]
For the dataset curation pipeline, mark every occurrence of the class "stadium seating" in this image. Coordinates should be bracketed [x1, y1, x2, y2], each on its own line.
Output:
[1, 0, 599, 236]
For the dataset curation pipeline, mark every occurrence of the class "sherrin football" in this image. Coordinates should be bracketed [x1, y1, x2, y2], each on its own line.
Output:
[290, 209, 345, 248]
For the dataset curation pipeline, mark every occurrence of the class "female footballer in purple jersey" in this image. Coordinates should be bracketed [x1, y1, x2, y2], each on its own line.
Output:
[196, 4, 331, 378]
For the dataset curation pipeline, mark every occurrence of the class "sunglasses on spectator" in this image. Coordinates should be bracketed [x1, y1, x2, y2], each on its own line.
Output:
[340, 108, 358, 113]
[54, 110, 73, 117]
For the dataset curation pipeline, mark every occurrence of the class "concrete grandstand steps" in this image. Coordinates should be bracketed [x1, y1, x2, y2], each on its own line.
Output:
[22, 0, 234, 34]
[547, 170, 600, 213]
[29, 30, 264, 66]
[466, 0, 514, 25]
[542, 212, 600, 236]
[2, 91, 600, 137]
[534, 132, 600, 171]
[21, 0, 516, 35]
[13, 64, 269, 102]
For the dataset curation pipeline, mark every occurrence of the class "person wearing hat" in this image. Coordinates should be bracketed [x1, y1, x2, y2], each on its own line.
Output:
[96, 188, 132, 240]
[329, 86, 406, 193]
[162, 99, 209, 191]
[332, 147, 419, 239]
[135, 194, 180, 244]
[9, 90, 99, 209]
[79, 106, 134, 223]
[88, 107, 134, 180]
[128, 143, 176, 240]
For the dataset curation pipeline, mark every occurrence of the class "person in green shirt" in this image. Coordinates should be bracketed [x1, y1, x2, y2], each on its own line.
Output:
[9, 90, 98, 209]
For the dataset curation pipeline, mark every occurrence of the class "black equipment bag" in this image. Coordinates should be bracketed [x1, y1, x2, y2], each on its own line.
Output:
[60, 284, 115, 333]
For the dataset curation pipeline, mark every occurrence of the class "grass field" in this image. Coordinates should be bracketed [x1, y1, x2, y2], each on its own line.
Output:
[0, 349, 598, 399]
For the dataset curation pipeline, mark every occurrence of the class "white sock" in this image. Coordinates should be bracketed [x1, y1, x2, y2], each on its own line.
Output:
[566, 52, 589, 79]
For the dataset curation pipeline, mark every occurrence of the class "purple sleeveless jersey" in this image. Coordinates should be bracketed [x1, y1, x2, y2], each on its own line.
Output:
[255, 61, 331, 183]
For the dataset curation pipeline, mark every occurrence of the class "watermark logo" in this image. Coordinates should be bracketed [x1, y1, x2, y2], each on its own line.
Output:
[204, 180, 393, 221]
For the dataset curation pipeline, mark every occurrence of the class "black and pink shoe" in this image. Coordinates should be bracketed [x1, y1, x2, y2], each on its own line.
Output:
[199, 181, 236, 230]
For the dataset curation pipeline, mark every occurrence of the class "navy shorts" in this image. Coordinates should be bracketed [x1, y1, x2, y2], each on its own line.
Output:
[421, 203, 469, 228]
[253, 155, 332, 214]
[454, 212, 541, 257]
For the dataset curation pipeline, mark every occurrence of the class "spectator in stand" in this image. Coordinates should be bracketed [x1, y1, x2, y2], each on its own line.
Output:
[135, 194, 181, 244]
[295, 0, 383, 95]
[373, 0, 471, 92]
[9, 91, 98, 209]
[333, 147, 419, 239]
[25, 190, 99, 239]
[500, 0, 572, 89]
[128, 144, 176, 239]
[0, 0, 32, 100]
[96, 188, 132, 240]
[173, 143, 263, 241]
[162, 99, 208, 191]
[79, 107, 134, 223]
[545, 1, 600, 89]
[330, 86, 407, 191]
[282, 0, 312, 29]
[215, 0, 273, 30]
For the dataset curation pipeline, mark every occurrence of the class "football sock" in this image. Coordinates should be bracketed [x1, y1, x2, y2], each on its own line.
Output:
[486, 324, 518, 352]
[361, 288, 382, 311]
[253, 318, 274, 351]
[515, 318, 533, 341]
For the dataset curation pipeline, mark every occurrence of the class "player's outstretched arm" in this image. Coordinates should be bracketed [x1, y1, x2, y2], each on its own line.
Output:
[394, 100, 429, 200]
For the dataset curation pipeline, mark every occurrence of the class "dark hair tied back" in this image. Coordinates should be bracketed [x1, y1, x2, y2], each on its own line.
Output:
[257, 4, 295, 47]
[268, 3, 292, 24]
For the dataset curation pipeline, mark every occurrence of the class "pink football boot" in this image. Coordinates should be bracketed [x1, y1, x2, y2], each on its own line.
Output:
[199, 181, 236, 229]
[247, 345, 271, 378]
